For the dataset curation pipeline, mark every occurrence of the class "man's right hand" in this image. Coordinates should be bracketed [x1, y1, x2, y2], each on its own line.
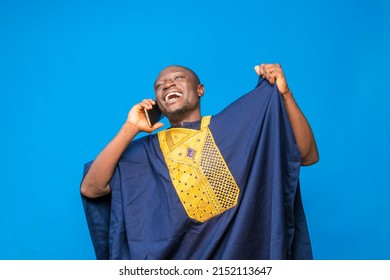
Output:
[81, 99, 165, 198]
[126, 99, 164, 133]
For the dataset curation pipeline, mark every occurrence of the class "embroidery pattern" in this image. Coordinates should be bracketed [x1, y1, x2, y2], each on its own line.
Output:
[158, 117, 239, 222]
[199, 133, 239, 211]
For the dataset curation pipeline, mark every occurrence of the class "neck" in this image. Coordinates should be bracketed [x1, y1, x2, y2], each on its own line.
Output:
[169, 116, 202, 126]
[168, 111, 202, 127]
[169, 117, 202, 127]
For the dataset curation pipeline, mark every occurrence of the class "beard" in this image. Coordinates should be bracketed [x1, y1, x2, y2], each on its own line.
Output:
[164, 107, 188, 119]
[162, 98, 200, 121]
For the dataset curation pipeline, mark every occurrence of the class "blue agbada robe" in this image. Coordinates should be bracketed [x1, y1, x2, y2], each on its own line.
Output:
[81, 77, 313, 260]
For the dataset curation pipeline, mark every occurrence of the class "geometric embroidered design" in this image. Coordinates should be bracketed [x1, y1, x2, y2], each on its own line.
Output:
[199, 133, 239, 211]
[158, 116, 240, 223]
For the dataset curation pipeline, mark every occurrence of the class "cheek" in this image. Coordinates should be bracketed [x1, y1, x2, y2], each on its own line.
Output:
[156, 101, 163, 110]
[156, 92, 165, 104]
[157, 101, 168, 112]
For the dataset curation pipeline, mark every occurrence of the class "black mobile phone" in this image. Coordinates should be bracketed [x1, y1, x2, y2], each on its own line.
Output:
[144, 103, 163, 127]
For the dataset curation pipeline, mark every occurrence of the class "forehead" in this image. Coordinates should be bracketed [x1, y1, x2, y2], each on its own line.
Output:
[156, 66, 193, 80]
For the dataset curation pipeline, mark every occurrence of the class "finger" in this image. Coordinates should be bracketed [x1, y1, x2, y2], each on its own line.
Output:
[140, 99, 154, 109]
[275, 74, 289, 94]
[144, 121, 164, 133]
[257, 64, 263, 76]
[268, 74, 275, 84]
[263, 64, 277, 79]
[145, 98, 156, 106]
[267, 70, 279, 84]
[259, 64, 266, 77]
[152, 122, 164, 130]
[259, 63, 282, 78]
[263, 63, 281, 71]
[262, 64, 282, 80]
[263, 68, 273, 81]
[265, 72, 272, 82]
[274, 65, 283, 79]
[270, 69, 283, 80]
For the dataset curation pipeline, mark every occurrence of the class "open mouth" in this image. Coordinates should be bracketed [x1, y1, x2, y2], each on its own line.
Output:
[164, 92, 183, 104]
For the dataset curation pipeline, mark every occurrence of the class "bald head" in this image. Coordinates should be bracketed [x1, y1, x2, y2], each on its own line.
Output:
[157, 65, 201, 85]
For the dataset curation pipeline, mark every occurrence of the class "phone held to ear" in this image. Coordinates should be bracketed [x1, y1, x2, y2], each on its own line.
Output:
[144, 103, 163, 127]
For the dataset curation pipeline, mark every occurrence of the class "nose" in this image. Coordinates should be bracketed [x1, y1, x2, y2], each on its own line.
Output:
[163, 79, 175, 89]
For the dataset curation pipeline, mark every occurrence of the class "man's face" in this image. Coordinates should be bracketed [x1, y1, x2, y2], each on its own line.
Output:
[154, 66, 203, 121]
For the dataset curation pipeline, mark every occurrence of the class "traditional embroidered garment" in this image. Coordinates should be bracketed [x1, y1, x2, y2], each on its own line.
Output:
[81, 77, 313, 259]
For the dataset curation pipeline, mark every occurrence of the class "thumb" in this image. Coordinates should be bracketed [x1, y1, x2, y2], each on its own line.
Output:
[254, 65, 260, 76]
[275, 74, 289, 94]
[152, 122, 164, 131]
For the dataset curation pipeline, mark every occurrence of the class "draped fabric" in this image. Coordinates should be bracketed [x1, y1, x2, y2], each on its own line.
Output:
[81, 77, 312, 259]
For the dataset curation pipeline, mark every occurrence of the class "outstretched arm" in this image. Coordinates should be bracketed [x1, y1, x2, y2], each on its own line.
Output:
[80, 99, 164, 198]
[254, 64, 319, 166]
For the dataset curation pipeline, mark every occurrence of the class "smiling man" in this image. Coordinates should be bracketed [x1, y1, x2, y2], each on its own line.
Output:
[154, 66, 204, 124]
[81, 64, 318, 259]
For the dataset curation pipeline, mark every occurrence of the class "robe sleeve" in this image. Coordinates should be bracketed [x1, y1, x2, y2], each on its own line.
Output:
[80, 162, 111, 260]
[209, 77, 312, 259]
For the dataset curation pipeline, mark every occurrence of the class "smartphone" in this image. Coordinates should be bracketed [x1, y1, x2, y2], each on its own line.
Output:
[144, 103, 163, 127]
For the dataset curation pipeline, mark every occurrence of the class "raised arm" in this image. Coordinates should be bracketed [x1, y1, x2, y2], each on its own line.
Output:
[255, 64, 319, 166]
[80, 99, 164, 198]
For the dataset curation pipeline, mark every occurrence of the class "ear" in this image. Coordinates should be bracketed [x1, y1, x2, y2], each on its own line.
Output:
[197, 84, 205, 97]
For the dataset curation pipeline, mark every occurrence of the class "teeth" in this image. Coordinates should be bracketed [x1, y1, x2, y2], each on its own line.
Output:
[165, 92, 183, 102]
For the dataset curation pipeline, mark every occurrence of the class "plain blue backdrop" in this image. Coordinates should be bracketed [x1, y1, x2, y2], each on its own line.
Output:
[0, 0, 389, 259]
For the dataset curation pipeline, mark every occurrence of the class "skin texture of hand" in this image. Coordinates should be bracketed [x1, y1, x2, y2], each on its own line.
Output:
[254, 64, 290, 95]
[126, 99, 164, 133]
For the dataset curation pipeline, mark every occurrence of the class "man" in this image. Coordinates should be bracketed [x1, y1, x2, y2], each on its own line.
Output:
[81, 63, 318, 259]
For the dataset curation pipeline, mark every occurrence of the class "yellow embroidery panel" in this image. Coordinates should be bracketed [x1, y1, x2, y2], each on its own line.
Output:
[158, 117, 239, 223]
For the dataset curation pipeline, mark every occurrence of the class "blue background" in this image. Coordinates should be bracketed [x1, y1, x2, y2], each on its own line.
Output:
[0, 0, 389, 260]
